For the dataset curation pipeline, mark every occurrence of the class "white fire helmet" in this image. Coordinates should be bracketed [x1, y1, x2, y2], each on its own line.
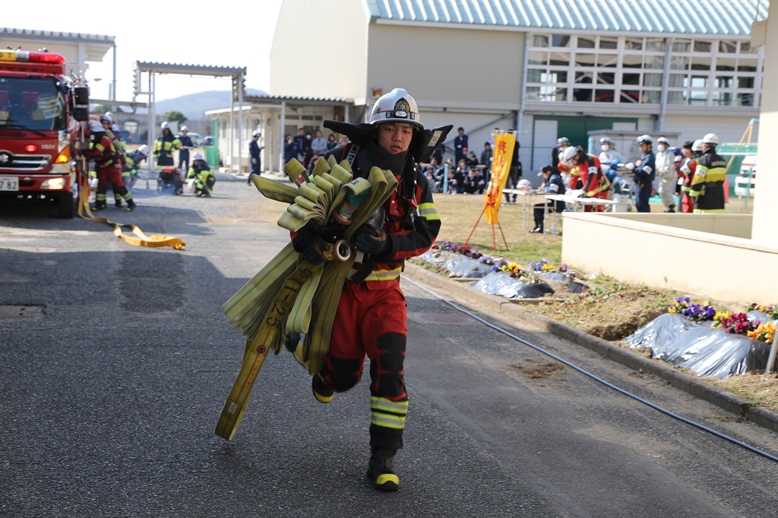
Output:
[518, 178, 532, 191]
[637, 134, 653, 146]
[692, 139, 704, 152]
[181, 125, 188, 132]
[369, 88, 423, 130]
[702, 133, 719, 145]
[194, 152, 204, 160]
[252, 130, 261, 137]
[138, 145, 150, 155]
[160, 121, 170, 130]
[561, 146, 577, 163]
[88, 120, 103, 133]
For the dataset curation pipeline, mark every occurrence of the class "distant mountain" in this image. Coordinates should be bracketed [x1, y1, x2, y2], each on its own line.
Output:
[144, 88, 266, 120]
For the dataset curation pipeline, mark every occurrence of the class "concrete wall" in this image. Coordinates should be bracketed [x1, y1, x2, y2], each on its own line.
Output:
[661, 113, 758, 148]
[561, 212, 776, 305]
[270, 0, 369, 100]
[602, 213, 753, 239]
[753, 5, 777, 244]
[367, 24, 523, 111]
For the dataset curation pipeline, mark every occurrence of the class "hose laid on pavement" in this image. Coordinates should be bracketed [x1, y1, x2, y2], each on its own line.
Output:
[76, 173, 186, 250]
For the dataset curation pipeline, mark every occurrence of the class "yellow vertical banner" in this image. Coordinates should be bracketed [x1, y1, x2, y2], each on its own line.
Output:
[484, 132, 516, 224]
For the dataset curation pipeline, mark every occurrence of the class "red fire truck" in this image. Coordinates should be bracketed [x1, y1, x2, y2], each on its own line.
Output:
[0, 49, 89, 218]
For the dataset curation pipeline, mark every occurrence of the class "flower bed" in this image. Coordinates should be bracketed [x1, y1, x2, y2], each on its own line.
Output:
[420, 242, 588, 300]
[624, 298, 778, 378]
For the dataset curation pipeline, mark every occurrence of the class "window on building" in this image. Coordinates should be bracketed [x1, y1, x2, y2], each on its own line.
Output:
[525, 33, 761, 108]
[551, 35, 571, 47]
[578, 37, 596, 49]
[599, 37, 618, 49]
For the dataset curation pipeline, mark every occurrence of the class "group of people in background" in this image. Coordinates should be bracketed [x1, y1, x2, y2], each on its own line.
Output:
[283, 127, 345, 174]
[607, 133, 727, 214]
[424, 127, 523, 200]
[81, 113, 139, 211]
[544, 131, 727, 219]
[273, 123, 726, 223]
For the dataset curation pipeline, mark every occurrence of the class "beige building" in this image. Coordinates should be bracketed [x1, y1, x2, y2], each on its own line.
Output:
[260, 0, 777, 305]
[266, 0, 766, 173]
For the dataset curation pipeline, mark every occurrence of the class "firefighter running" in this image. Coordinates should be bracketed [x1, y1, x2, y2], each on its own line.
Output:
[81, 120, 135, 211]
[292, 88, 442, 492]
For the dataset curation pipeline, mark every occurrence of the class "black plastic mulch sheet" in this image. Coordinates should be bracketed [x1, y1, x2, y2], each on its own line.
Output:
[623, 313, 772, 379]
[471, 272, 555, 299]
[567, 281, 589, 294]
[420, 251, 493, 279]
[420, 251, 558, 298]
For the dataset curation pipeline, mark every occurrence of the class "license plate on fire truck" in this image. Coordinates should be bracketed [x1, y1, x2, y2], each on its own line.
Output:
[0, 178, 19, 191]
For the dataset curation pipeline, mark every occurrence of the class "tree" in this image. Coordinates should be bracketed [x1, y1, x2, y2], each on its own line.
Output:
[165, 111, 188, 125]
[91, 105, 125, 115]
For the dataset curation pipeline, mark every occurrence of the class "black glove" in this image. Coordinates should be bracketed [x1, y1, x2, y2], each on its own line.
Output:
[355, 224, 391, 256]
[292, 229, 328, 265]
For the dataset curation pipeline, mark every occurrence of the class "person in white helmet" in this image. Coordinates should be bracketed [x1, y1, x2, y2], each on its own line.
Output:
[597, 136, 624, 167]
[153, 122, 182, 170]
[556, 144, 577, 188]
[290, 87, 451, 492]
[81, 120, 136, 211]
[625, 135, 656, 212]
[178, 125, 194, 173]
[185, 152, 215, 197]
[123, 144, 150, 192]
[678, 140, 702, 213]
[689, 133, 727, 213]
[553, 136, 570, 170]
[655, 136, 676, 212]
[248, 130, 263, 185]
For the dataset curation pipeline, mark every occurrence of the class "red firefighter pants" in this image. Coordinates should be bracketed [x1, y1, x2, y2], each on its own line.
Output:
[320, 279, 409, 450]
[95, 165, 128, 207]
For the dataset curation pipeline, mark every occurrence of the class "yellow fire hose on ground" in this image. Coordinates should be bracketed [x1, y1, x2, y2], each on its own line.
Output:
[215, 156, 398, 440]
[76, 171, 186, 250]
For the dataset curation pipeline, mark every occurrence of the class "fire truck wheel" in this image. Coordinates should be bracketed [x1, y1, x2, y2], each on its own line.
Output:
[57, 193, 75, 219]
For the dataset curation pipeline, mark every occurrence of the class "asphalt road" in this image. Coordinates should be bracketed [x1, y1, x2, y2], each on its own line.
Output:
[1, 174, 778, 517]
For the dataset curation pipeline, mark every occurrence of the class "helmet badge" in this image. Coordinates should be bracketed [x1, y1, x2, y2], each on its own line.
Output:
[392, 98, 410, 119]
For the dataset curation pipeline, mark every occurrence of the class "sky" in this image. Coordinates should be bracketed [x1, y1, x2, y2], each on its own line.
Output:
[3, 0, 284, 101]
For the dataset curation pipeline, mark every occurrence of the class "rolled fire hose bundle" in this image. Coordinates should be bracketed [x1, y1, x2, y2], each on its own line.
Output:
[221, 156, 398, 374]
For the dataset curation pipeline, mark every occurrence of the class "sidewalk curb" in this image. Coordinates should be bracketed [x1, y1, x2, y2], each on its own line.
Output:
[402, 263, 778, 433]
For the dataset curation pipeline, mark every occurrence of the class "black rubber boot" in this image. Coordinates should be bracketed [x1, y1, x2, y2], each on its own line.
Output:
[125, 199, 136, 212]
[367, 447, 399, 491]
[311, 373, 333, 404]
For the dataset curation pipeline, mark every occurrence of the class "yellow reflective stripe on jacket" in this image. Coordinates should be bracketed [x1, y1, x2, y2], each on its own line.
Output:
[690, 165, 726, 191]
[693, 166, 727, 184]
[370, 396, 408, 430]
[587, 175, 610, 196]
[347, 265, 403, 282]
[418, 202, 439, 221]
